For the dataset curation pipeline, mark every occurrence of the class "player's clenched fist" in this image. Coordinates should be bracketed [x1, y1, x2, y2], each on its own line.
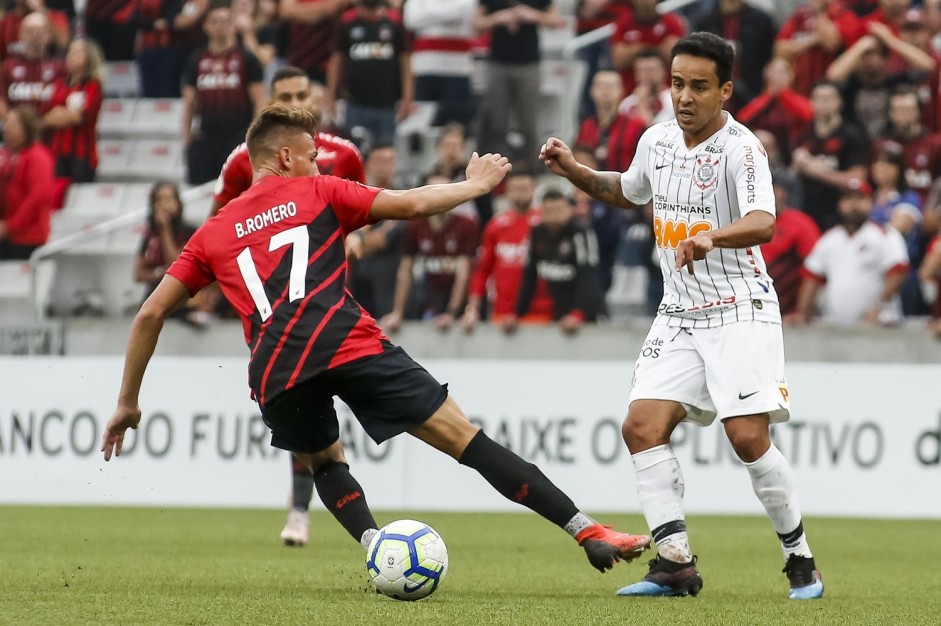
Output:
[465, 152, 512, 192]
[540, 137, 579, 177]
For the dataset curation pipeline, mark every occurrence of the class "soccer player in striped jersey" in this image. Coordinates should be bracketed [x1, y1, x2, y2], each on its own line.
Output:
[541, 32, 824, 600]
[101, 106, 652, 576]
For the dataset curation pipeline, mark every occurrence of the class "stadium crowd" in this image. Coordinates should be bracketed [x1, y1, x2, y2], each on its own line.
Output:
[0, 0, 940, 337]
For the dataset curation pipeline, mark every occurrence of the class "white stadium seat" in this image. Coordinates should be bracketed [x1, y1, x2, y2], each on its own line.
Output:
[130, 99, 184, 137]
[128, 140, 185, 182]
[96, 139, 134, 181]
[97, 98, 137, 138]
[104, 62, 140, 98]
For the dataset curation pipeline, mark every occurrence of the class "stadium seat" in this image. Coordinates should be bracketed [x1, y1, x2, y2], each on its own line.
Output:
[130, 99, 184, 138]
[127, 140, 185, 182]
[98, 98, 137, 138]
[96, 139, 134, 181]
[104, 62, 140, 98]
[63, 183, 129, 215]
[0, 260, 56, 319]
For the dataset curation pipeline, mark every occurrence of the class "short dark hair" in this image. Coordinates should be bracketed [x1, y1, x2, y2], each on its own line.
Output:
[506, 170, 534, 182]
[246, 106, 318, 165]
[541, 188, 567, 204]
[635, 47, 665, 64]
[811, 79, 842, 96]
[271, 65, 309, 88]
[366, 142, 396, 160]
[890, 84, 920, 102]
[147, 181, 183, 232]
[671, 32, 735, 86]
[207, 0, 230, 13]
[436, 122, 466, 145]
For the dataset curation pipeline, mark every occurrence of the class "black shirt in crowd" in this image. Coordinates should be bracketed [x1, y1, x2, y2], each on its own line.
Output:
[181, 45, 263, 135]
[336, 10, 409, 107]
[480, 0, 550, 65]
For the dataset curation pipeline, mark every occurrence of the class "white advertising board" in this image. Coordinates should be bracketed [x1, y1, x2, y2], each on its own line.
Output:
[0, 358, 939, 517]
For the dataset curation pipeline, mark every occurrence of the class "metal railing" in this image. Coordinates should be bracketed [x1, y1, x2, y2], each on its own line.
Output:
[27, 181, 216, 320]
[558, 0, 699, 142]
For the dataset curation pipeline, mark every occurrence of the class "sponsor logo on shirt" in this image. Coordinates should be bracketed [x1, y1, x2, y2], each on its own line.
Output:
[653, 217, 711, 249]
[743, 145, 756, 203]
[693, 155, 720, 190]
[350, 42, 395, 61]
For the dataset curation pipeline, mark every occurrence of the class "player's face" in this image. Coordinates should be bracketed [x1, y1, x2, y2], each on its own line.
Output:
[271, 76, 314, 115]
[670, 54, 731, 137]
[541, 198, 573, 228]
[283, 132, 320, 177]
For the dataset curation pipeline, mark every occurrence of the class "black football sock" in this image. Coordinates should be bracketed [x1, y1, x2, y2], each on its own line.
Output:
[314, 462, 378, 544]
[291, 457, 314, 512]
[458, 430, 579, 529]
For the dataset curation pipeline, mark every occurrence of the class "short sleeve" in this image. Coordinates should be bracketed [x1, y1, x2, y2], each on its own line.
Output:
[321, 176, 383, 233]
[166, 233, 215, 295]
[802, 234, 831, 281]
[881, 227, 910, 274]
[730, 135, 776, 217]
[619, 128, 654, 205]
[243, 49, 264, 84]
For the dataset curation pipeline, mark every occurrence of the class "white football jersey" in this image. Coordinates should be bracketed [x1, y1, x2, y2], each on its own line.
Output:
[620, 114, 780, 327]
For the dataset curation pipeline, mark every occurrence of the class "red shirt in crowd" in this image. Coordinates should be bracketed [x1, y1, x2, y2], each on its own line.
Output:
[403, 214, 478, 316]
[0, 142, 55, 246]
[577, 0, 631, 34]
[610, 8, 685, 94]
[760, 207, 821, 314]
[737, 88, 814, 156]
[575, 112, 646, 173]
[168, 175, 386, 405]
[47, 77, 103, 170]
[287, 0, 339, 79]
[872, 134, 941, 203]
[776, 2, 861, 96]
[213, 133, 366, 210]
[0, 54, 65, 114]
[469, 208, 552, 320]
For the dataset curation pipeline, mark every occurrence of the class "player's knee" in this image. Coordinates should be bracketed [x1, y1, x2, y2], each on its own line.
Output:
[727, 428, 770, 463]
[622, 415, 657, 453]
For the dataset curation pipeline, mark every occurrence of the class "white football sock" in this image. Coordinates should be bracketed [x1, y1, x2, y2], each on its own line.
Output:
[745, 444, 812, 559]
[632, 444, 692, 563]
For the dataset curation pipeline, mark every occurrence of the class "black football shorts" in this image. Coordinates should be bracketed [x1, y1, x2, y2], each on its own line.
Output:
[260, 342, 449, 453]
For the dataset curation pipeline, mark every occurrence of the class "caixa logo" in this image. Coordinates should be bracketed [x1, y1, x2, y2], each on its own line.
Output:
[915, 415, 941, 465]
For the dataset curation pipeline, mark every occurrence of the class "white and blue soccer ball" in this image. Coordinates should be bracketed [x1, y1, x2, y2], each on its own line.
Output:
[366, 519, 448, 601]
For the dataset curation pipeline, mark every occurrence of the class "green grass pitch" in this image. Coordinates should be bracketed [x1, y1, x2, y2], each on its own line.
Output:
[1, 507, 939, 625]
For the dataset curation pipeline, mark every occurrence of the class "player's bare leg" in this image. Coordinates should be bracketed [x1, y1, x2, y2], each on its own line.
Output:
[724, 414, 823, 599]
[617, 399, 703, 597]
[409, 395, 651, 572]
[281, 457, 316, 547]
[294, 441, 380, 550]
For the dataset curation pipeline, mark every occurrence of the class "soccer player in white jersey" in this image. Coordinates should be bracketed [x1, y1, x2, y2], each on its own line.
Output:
[540, 32, 824, 600]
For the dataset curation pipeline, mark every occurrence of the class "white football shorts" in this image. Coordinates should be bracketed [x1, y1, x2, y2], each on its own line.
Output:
[628, 319, 791, 426]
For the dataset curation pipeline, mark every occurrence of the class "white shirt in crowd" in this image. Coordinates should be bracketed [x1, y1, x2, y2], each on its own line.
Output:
[803, 221, 910, 327]
[619, 88, 675, 126]
[403, 0, 477, 77]
[619, 113, 781, 328]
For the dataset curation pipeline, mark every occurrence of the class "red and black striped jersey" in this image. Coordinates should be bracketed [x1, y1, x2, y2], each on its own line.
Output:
[0, 54, 65, 114]
[167, 175, 386, 406]
[47, 77, 103, 169]
[181, 45, 263, 134]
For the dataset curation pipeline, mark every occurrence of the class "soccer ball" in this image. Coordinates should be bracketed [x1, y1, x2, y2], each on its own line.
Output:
[366, 519, 448, 601]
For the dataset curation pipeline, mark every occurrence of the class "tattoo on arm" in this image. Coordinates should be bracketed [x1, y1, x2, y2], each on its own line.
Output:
[572, 169, 634, 210]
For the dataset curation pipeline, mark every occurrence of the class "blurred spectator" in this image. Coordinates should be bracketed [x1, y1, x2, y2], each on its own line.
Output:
[737, 57, 813, 161]
[181, 0, 265, 185]
[920, 229, 941, 336]
[774, 0, 862, 97]
[572, 143, 628, 293]
[280, 0, 351, 84]
[897, 8, 941, 131]
[754, 128, 804, 210]
[826, 30, 934, 139]
[134, 181, 215, 325]
[694, 0, 777, 112]
[846, 0, 880, 16]
[575, 70, 646, 173]
[869, 139, 924, 314]
[429, 122, 493, 225]
[0, 106, 54, 260]
[791, 179, 909, 327]
[0, 1, 70, 62]
[0, 13, 65, 118]
[792, 80, 869, 231]
[133, 0, 208, 99]
[43, 39, 105, 188]
[617, 48, 673, 127]
[348, 143, 405, 319]
[508, 188, 606, 335]
[380, 172, 478, 333]
[327, 0, 412, 146]
[234, 0, 290, 85]
[475, 0, 561, 174]
[403, 0, 476, 127]
[85, 0, 138, 61]
[873, 87, 941, 203]
[575, 0, 630, 119]
[462, 171, 552, 332]
[760, 178, 821, 315]
[610, 0, 684, 97]
[860, 0, 919, 74]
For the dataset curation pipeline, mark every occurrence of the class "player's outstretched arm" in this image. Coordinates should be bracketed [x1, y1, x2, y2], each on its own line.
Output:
[368, 152, 511, 220]
[101, 277, 191, 461]
[540, 137, 636, 210]
[675, 210, 776, 274]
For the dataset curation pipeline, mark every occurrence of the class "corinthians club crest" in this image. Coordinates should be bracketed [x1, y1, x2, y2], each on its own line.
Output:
[693, 155, 720, 190]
